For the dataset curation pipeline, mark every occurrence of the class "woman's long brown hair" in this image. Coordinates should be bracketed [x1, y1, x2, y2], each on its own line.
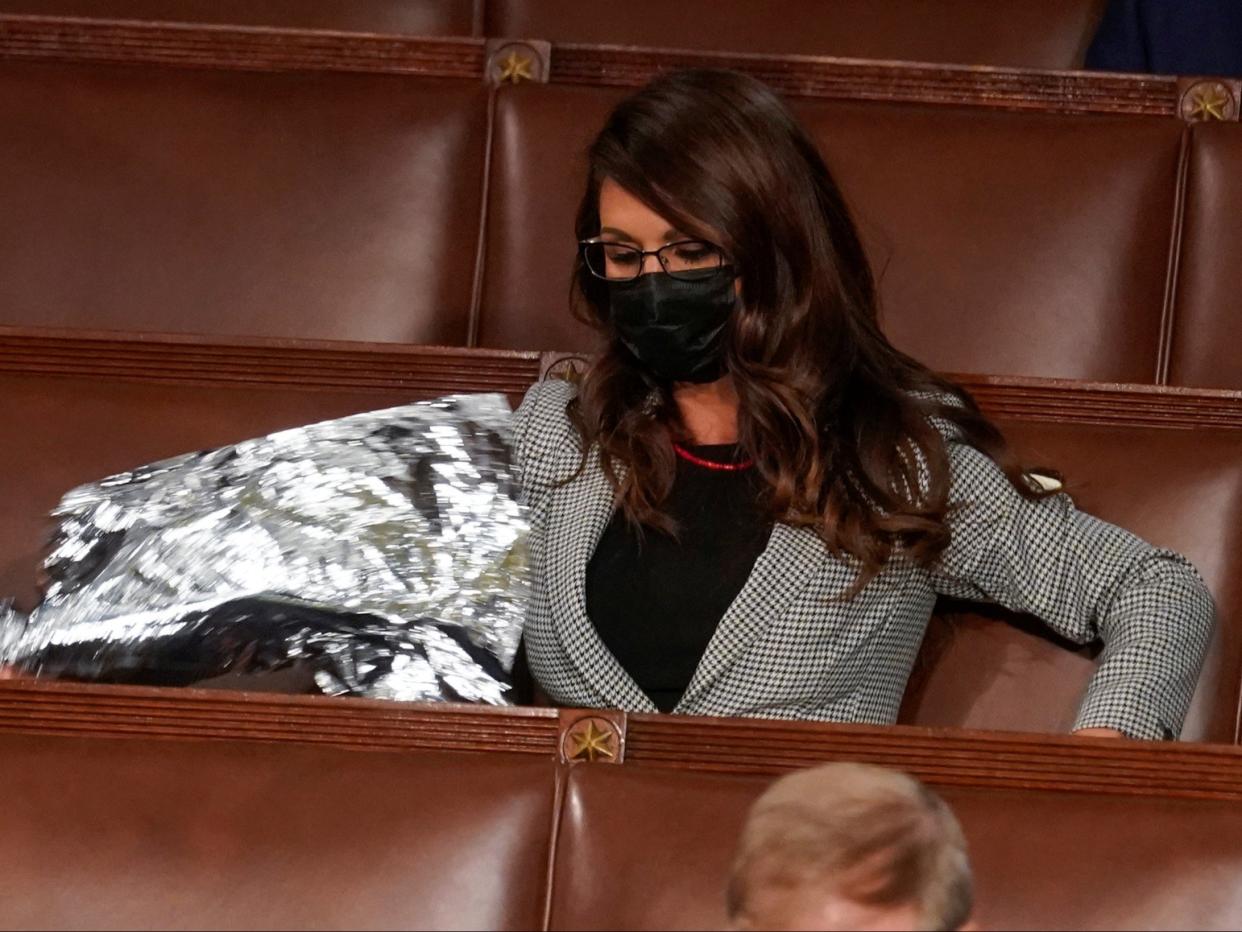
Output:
[566, 68, 1054, 590]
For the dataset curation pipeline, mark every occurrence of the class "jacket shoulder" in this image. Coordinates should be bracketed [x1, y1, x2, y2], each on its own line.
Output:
[513, 378, 581, 497]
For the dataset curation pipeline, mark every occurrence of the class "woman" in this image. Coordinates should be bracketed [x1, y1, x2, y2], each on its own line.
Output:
[513, 69, 1215, 739]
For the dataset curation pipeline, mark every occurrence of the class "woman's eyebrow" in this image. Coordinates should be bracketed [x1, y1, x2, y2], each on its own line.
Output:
[599, 226, 638, 244]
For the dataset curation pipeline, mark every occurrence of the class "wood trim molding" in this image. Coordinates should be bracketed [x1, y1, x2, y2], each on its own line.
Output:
[5, 332, 1241, 427]
[2, 680, 1241, 800]
[0, 13, 486, 77]
[539, 352, 1242, 430]
[0, 679, 561, 755]
[550, 42, 1189, 119]
[623, 711, 1242, 801]
[0, 327, 543, 397]
[0, 15, 1224, 121]
[953, 374, 1242, 429]
[8, 330, 1241, 427]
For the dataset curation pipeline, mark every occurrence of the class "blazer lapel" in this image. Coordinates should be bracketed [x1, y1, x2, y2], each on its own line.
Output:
[542, 453, 656, 712]
[675, 522, 830, 712]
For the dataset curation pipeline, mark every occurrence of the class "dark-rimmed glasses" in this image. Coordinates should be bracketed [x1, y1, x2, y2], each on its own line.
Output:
[578, 237, 726, 282]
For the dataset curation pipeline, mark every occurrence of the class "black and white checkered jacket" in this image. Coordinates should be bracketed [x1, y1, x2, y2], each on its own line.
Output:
[513, 378, 1216, 740]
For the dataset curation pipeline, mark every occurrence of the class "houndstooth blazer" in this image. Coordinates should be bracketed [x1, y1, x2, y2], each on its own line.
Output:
[513, 378, 1216, 740]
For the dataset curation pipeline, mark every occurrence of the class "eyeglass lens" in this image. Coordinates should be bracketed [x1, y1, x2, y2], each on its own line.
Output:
[582, 240, 724, 281]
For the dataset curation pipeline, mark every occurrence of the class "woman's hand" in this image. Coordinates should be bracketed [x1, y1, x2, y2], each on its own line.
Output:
[1072, 727, 1127, 739]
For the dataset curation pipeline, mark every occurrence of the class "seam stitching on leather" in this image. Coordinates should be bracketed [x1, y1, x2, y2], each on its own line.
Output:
[540, 762, 568, 931]
[1156, 126, 1192, 385]
[467, 84, 498, 348]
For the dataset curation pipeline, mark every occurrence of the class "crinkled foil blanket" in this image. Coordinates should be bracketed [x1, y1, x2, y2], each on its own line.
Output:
[0, 394, 528, 704]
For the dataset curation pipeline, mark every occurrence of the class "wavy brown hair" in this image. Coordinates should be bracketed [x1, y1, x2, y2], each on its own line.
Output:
[566, 68, 1053, 589]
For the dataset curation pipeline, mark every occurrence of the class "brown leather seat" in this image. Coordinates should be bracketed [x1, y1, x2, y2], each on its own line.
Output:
[0, 369, 415, 610]
[1, 38, 1224, 389]
[0, 333, 541, 612]
[796, 104, 1181, 383]
[0, 0, 478, 33]
[0, 60, 488, 345]
[549, 763, 1242, 931]
[900, 419, 1242, 743]
[478, 85, 1182, 384]
[477, 86, 617, 355]
[488, 0, 1107, 69]
[4, 342, 1240, 738]
[1167, 122, 1242, 390]
[4, 698, 1242, 930]
[0, 732, 557, 930]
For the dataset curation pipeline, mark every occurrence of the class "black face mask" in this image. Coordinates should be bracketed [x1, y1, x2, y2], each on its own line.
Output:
[607, 266, 737, 384]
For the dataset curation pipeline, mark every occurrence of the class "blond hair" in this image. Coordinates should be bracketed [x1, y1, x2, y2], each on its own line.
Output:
[727, 763, 973, 931]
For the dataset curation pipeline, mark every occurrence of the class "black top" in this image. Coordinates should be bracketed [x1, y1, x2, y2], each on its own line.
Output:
[584, 444, 773, 712]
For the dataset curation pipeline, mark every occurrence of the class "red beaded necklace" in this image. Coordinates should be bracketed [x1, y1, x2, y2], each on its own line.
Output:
[673, 443, 755, 472]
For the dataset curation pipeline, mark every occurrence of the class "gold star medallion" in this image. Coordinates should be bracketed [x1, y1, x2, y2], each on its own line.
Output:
[497, 51, 534, 85]
[1183, 82, 1235, 121]
[567, 719, 616, 763]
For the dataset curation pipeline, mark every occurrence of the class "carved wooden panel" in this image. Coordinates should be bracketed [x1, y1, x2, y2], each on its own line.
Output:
[0, 327, 543, 396]
[0, 13, 486, 76]
[1, 14, 1225, 121]
[550, 42, 1189, 118]
[2, 680, 1241, 800]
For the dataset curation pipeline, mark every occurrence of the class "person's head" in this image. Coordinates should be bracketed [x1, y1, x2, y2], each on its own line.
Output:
[726, 763, 974, 932]
[568, 68, 1052, 585]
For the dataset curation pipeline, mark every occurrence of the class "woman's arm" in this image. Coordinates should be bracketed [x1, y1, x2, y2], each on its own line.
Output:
[927, 442, 1216, 740]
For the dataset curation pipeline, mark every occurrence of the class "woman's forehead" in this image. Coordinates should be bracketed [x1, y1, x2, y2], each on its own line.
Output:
[598, 178, 682, 243]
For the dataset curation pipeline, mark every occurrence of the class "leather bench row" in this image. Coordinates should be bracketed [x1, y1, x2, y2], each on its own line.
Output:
[1, 44, 1239, 388]
[1, 0, 1108, 69]
[0, 703, 1239, 930]
[2, 333, 1241, 742]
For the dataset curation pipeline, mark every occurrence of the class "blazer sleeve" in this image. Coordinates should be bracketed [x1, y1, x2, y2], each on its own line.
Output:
[512, 378, 582, 510]
[927, 440, 1217, 740]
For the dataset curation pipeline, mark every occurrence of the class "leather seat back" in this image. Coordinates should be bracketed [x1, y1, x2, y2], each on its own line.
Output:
[488, 0, 1106, 69]
[901, 419, 1242, 742]
[550, 763, 1242, 930]
[1168, 122, 1242, 390]
[0, 733, 557, 930]
[0, 61, 489, 344]
[478, 85, 1183, 384]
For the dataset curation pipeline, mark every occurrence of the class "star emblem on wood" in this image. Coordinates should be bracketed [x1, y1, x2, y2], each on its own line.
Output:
[1181, 81, 1236, 122]
[567, 719, 616, 763]
[497, 51, 534, 85]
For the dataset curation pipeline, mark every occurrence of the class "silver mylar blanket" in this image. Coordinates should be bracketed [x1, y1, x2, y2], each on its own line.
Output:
[0, 394, 529, 704]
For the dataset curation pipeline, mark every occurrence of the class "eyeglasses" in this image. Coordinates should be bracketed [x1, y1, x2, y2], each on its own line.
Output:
[578, 237, 727, 282]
